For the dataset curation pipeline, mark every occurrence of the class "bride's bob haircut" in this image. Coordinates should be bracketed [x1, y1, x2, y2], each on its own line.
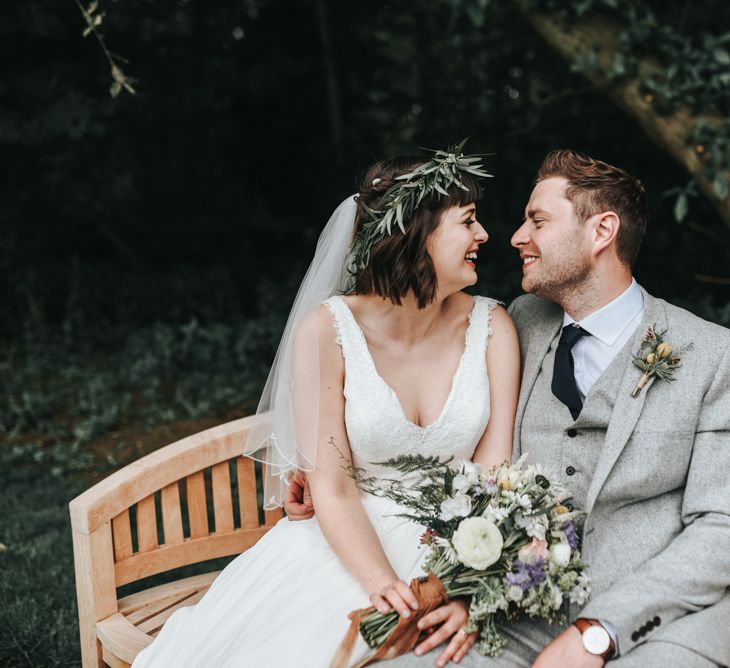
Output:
[351, 156, 482, 309]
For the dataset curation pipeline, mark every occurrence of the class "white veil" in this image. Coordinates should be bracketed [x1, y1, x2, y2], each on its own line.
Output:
[243, 195, 358, 509]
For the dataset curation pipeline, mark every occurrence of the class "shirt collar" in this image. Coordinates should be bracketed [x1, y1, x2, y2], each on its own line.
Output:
[562, 278, 644, 346]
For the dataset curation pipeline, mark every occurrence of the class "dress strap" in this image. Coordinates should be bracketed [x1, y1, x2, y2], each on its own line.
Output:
[464, 296, 500, 361]
[322, 296, 349, 349]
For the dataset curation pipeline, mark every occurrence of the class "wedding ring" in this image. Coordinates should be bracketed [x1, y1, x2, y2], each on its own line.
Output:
[457, 628, 468, 637]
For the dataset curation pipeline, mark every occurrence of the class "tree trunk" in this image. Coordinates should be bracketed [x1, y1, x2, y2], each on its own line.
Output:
[315, 0, 343, 161]
[515, 3, 730, 228]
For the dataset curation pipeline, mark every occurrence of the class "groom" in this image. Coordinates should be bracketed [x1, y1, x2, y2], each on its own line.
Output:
[287, 150, 730, 666]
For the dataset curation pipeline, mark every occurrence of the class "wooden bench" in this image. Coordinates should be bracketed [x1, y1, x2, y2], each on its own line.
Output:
[69, 414, 283, 667]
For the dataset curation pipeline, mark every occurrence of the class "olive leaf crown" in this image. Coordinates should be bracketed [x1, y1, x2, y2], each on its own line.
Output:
[349, 139, 492, 276]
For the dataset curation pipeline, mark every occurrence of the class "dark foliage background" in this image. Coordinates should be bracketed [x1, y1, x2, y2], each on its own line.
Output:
[2, 0, 728, 339]
[0, 0, 729, 664]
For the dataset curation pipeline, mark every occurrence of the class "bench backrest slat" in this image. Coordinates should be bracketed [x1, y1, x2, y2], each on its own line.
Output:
[112, 510, 133, 562]
[135, 495, 158, 553]
[237, 456, 260, 529]
[211, 461, 235, 534]
[160, 482, 184, 547]
[186, 470, 209, 539]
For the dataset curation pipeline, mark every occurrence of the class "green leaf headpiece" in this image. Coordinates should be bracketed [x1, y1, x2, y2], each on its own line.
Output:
[349, 139, 492, 276]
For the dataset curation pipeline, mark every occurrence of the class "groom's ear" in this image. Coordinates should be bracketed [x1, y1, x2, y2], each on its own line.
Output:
[591, 211, 620, 256]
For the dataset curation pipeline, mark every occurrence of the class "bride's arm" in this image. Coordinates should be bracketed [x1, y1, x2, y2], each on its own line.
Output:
[291, 306, 418, 619]
[471, 304, 520, 471]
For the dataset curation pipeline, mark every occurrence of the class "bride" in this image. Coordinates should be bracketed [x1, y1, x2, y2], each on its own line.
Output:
[132, 145, 520, 667]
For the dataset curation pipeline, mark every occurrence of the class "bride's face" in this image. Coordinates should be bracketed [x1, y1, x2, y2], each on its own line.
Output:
[426, 202, 488, 294]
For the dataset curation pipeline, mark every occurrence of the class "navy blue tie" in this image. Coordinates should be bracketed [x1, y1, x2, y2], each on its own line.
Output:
[551, 324, 590, 420]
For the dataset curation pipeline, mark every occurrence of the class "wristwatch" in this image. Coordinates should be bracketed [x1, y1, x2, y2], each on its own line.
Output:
[574, 618, 615, 660]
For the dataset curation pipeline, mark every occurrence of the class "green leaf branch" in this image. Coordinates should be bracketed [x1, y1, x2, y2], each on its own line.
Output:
[76, 0, 137, 98]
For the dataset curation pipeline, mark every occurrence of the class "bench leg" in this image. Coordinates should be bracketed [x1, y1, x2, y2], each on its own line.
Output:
[72, 522, 118, 667]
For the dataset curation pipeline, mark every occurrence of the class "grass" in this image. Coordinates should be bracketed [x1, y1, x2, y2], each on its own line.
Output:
[0, 466, 84, 667]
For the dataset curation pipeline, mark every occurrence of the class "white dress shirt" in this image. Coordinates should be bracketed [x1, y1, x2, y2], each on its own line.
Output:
[563, 278, 645, 400]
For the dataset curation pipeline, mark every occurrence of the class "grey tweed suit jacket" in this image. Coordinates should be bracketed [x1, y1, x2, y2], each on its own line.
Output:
[509, 288, 730, 664]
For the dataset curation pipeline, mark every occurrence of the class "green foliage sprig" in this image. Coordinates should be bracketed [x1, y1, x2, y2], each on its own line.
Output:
[349, 139, 492, 274]
[76, 0, 137, 98]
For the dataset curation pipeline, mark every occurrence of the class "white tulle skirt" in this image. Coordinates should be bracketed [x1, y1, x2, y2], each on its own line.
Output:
[132, 496, 428, 668]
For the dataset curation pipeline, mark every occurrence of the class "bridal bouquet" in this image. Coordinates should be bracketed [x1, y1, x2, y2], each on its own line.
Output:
[337, 455, 590, 662]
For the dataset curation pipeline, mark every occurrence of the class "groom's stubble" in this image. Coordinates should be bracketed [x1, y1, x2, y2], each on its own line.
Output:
[521, 227, 597, 311]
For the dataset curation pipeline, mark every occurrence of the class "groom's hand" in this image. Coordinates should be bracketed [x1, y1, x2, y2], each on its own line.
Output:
[413, 600, 477, 667]
[533, 626, 604, 668]
[284, 470, 314, 520]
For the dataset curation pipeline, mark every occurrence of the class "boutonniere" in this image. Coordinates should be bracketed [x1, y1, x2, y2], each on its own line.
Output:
[631, 325, 692, 398]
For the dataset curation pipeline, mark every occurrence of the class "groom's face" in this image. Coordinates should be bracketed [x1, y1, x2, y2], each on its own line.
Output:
[511, 177, 593, 300]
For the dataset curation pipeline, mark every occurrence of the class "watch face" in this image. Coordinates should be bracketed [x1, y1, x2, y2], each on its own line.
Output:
[583, 626, 610, 655]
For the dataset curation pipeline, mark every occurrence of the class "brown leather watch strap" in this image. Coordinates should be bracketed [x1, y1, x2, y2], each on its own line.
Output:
[574, 618, 616, 660]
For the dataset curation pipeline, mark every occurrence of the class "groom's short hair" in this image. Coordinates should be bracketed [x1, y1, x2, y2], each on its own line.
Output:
[537, 150, 649, 268]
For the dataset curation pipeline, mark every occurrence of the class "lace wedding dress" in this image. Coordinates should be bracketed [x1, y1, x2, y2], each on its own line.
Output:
[133, 295, 496, 667]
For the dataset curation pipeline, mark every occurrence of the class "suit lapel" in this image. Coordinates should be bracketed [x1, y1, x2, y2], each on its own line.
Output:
[585, 290, 667, 513]
[513, 311, 563, 456]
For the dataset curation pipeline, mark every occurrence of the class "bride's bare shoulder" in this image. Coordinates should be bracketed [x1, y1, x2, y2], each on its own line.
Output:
[295, 302, 344, 358]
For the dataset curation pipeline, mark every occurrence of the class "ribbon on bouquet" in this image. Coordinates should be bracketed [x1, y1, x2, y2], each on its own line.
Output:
[330, 573, 449, 668]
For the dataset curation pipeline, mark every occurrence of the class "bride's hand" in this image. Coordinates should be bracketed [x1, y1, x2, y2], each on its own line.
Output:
[414, 599, 477, 666]
[369, 580, 419, 618]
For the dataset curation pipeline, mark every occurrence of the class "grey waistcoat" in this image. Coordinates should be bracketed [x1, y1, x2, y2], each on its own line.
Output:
[520, 331, 627, 514]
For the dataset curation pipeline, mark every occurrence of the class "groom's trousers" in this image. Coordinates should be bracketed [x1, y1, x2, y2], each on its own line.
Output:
[382, 617, 720, 668]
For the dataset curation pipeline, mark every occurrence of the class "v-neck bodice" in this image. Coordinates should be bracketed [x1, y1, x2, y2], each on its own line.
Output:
[324, 295, 497, 476]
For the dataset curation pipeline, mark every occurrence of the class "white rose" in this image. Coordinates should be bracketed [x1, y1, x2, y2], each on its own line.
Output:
[440, 494, 472, 521]
[452, 473, 471, 493]
[452, 517, 504, 570]
[549, 542, 571, 568]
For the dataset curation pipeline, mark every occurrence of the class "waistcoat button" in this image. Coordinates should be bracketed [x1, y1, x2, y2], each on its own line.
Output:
[566, 466, 576, 476]
[567, 428, 578, 438]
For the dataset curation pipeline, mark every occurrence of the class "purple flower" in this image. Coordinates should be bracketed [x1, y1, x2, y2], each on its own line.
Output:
[562, 521, 578, 551]
[506, 558, 547, 590]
